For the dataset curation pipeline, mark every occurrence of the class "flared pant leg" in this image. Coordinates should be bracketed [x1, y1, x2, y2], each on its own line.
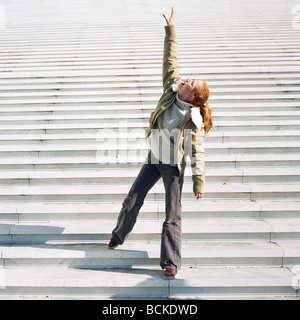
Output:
[159, 164, 184, 271]
[112, 152, 184, 271]
[112, 158, 161, 245]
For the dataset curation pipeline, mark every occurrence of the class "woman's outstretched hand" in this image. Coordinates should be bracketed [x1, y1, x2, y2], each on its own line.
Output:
[163, 6, 175, 26]
[195, 193, 203, 200]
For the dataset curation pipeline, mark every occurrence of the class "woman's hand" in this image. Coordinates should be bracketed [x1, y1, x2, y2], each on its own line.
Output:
[163, 6, 175, 26]
[195, 193, 203, 200]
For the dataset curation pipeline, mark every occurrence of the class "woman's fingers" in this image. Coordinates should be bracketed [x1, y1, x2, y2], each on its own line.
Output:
[169, 6, 175, 25]
[170, 6, 175, 20]
[163, 7, 175, 26]
[162, 14, 169, 24]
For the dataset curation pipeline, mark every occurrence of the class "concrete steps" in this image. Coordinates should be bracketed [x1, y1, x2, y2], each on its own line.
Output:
[0, 200, 299, 220]
[0, 0, 299, 299]
[0, 168, 299, 185]
[0, 218, 300, 243]
[1, 240, 299, 268]
[0, 266, 297, 300]
[0, 184, 299, 202]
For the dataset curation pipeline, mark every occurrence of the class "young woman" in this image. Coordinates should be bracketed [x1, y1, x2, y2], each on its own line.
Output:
[108, 7, 213, 280]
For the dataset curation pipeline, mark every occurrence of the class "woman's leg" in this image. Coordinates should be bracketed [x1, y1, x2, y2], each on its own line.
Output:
[159, 164, 184, 271]
[112, 154, 161, 245]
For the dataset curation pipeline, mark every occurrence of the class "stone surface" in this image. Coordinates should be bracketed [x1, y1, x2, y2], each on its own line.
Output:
[0, 0, 299, 299]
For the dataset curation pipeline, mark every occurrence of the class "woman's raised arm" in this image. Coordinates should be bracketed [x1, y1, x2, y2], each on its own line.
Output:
[161, 7, 181, 91]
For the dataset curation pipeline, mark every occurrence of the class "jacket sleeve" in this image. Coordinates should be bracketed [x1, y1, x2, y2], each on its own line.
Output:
[184, 122, 206, 194]
[162, 25, 181, 92]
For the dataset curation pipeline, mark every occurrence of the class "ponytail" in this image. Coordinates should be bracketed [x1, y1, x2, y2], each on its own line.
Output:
[190, 81, 213, 135]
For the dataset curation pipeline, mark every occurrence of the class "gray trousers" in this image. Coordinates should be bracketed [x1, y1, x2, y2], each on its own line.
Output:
[112, 151, 184, 271]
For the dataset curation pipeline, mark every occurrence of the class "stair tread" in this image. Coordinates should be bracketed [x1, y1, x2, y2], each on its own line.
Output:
[0, 154, 299, 164]
[2, 240, 299, 258]
[0, 101, 299, 112]
[0, 183, 298, 194]
[0, 199, 298, 210]
[1, 111, 300, 120]
[0, 168, 299, 179]
[2, 265, 295, 288]
[0, 141, 299, 151]
[1, 218, 300, 234]
[1, 131, 300, 140]
[1, 88, 300, 98]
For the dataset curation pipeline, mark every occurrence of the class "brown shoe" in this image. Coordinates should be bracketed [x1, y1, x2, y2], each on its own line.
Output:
[108, 237, 119, 250]
[164, 268, 177, 280]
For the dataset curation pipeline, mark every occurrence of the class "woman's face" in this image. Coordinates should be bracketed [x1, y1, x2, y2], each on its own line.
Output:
[178, 78, 203, 102]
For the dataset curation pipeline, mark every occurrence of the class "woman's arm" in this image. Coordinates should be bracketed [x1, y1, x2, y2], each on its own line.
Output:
[184, 122, 205, 199]
[162, 7, 181, 92]
[190, 127, 205, 198]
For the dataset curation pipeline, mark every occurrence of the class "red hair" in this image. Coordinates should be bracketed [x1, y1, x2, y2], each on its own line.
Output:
[190, 81, 213, 135]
